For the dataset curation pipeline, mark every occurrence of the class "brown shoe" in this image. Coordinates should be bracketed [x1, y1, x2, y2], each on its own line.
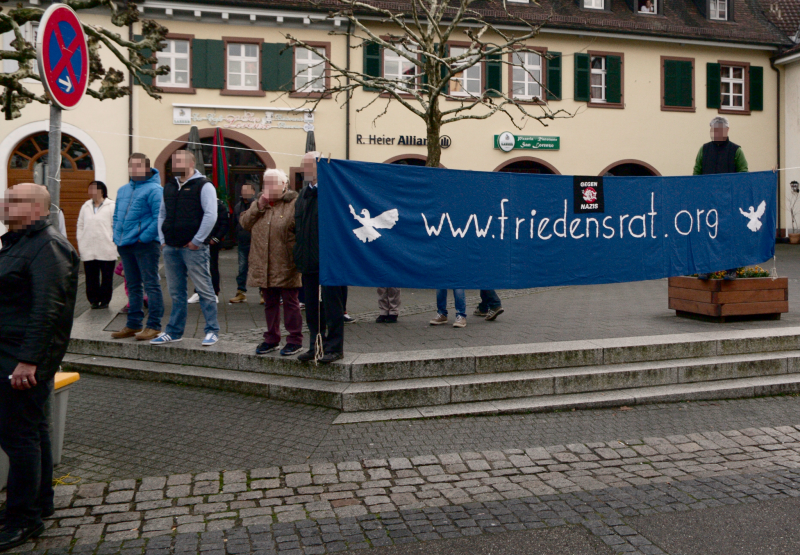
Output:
[111, 327, 142, 339]
[429, 313, 448, 326]
[229, 291, 247, 303]
[135, 328, 160, 341]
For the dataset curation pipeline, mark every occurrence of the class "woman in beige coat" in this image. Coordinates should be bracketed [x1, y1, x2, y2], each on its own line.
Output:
[240, 169, 303, 356]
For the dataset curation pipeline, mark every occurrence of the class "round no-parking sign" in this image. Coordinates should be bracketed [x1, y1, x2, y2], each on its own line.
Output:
[36, 4, 89, 110]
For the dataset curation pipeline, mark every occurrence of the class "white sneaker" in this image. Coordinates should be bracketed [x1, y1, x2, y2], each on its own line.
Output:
[202, 333, 219, 346]
[187, 293, 200, 304]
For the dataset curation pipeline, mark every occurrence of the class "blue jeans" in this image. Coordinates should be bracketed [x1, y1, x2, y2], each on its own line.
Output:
[478, 290, 502, 312]
[163, 245, 219, 338]
[236, 242, 250, 292]
[436, 289, 466, 318]
[118, 241, 164, 331]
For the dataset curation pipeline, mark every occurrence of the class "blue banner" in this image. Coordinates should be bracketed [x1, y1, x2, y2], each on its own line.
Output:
[318, 160, 776, 289]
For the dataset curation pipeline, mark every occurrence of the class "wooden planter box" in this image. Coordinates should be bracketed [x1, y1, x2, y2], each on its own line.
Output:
[668, 276, 789, 322]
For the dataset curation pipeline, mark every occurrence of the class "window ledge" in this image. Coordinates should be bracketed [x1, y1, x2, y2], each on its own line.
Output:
[158, 86, 197, 94]
[221, 89, 266, 97]
[661, 105, 696, 112]
[588, 101, 624, 109]
[718, 107, 750, 115]
[289, 91, 331, 99]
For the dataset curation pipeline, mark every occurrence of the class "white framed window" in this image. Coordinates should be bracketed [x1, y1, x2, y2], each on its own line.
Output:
[583, 0, 604, 8]
[227, 43, 259, 91]
[638, 0, 657, 13]
[294, 46, 325, 92]
[449, 46, 481, 97]
[156, 39, 190, 88]
[710, 0, 728, 20]
[720, 65, 745, 110]
[590, 56, 606, 102]
[383, 45, 418, 92]
[512, 51, 542, 100]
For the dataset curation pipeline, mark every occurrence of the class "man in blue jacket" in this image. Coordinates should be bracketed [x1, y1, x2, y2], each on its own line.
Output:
[111, 153, 164, 341]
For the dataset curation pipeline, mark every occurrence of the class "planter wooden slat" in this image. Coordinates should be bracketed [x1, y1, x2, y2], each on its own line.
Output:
[668, 276, 789, 322]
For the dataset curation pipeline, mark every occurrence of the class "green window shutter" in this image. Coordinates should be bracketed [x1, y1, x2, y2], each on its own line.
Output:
[363, 41, 382, 92]
[437, 44, 449, 95]
[546, 51, 561, 100]
[750, 66, 763, 111]
[262, 43, 292, 91]
[574, 53, 590, 102]
[663, 60, 693, 108]
[191, 39, 206, 88]
[485, 52, 502, 97]
[133, 34, 153, 87]
[192, 39, 224, 89]
[606, 55, 622, 104]
[706, 62, 721, 109]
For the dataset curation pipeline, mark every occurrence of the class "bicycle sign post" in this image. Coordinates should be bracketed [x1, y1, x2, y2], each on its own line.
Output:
[36, 3, 89, 226]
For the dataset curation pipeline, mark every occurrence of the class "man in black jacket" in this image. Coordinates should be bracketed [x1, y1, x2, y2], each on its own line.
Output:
[229, 183, 256, 304]
[294, 152, 345, 364]
[0, 183, 79, 551]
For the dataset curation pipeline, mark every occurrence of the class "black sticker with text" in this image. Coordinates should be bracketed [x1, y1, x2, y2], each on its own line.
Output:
[573, 176, 604, 214]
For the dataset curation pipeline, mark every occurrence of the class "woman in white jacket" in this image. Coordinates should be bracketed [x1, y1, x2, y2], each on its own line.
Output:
[77, 181, 118, 308]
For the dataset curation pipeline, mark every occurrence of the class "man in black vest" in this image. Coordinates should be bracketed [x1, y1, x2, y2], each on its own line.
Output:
[0, 184, 79, 551]
[154, 150, 220, 347]
[294, 151, 345, 364]
[693, 116, 749, 280]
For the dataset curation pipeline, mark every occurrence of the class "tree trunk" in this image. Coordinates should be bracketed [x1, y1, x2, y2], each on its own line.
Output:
[425, 104, 442, 168]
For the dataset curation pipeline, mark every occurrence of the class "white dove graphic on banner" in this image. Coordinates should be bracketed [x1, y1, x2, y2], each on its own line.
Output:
[739, 200, 766, 232]
[349, 205, 399, 243]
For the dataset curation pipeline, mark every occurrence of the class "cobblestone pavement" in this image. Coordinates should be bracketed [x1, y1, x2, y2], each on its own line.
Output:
[97, 246, 800, 351]
[6, 422, 800, 555]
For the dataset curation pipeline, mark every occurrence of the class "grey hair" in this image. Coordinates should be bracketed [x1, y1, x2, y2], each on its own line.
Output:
[710, 116, 729, 128]
[263, 168, 289, 192]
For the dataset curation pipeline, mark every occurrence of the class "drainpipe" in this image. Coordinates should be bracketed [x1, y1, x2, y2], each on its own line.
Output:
[345, 21, 351, 160]
[770, 56, 780, 238]
[128, 22, 134, 157]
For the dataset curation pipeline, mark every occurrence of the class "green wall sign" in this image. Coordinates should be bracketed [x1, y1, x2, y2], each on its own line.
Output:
[494, 132, 560, 152]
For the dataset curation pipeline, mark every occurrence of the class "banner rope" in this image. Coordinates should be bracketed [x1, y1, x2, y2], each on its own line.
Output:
[314, 286, 324, 365]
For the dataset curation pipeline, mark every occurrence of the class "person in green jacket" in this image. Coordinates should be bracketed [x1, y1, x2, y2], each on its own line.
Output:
[693, 116, 748, 280]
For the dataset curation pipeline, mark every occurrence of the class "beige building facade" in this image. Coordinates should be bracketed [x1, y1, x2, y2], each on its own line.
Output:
[0, 0, 790, 245]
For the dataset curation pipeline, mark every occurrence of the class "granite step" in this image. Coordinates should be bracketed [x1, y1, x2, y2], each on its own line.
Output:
[66, 327, 800, 382]
[333, 373, 800, 423]
[62, 349, 800, 414]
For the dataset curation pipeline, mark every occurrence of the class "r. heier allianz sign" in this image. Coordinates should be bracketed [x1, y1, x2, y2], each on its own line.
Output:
[173, 107, 314, 131]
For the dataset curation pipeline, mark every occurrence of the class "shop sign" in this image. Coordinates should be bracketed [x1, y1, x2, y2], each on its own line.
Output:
[356, 134, 451, 149]
[494, 131, 559, 152]
[173, 107, 313, 131]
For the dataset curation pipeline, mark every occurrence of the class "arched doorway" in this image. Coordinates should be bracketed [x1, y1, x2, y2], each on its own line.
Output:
[494, 157, 560, 174]
[600, 160, 661, 177]
[7, 132, 95, 248]
[155, 128, 275, 207]
[382, 154, 444, 167]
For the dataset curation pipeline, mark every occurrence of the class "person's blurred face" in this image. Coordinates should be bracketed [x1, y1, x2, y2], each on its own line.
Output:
[1, 185, 47, 231]
[241, 184, 256, 201]
[302, 153, 318, 183]
[172, 151, 195, 174]
[88, 183, 99, 200]
[263, 174, 285, 201]
[711, 124, 729, 141]
[129, 158, 148, 179]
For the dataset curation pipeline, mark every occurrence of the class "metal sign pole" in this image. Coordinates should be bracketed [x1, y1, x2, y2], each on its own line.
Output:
[46, 0, 62, 228]
[47, 103, 62, 227]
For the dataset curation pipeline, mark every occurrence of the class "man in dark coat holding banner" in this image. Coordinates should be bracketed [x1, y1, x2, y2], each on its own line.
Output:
[0, 183, 79, 551]
[294, 151, 345, 364]
[693, 116, 748, 280]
